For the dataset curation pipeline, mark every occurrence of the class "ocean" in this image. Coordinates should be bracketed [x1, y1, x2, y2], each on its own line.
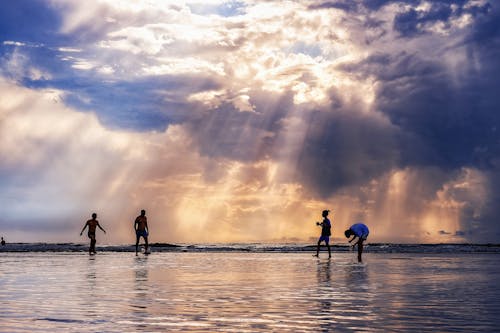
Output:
[1, 244, 500, 332]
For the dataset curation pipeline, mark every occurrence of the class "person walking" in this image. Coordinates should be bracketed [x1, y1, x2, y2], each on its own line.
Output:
[80, 213, 106, 255]
[314, 210, 332, 258]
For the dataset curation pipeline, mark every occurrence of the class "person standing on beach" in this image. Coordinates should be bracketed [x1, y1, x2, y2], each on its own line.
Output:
[134, 209, 149, 255]
[314, 210, 332, 258]
[80, 213, 106, 255]
[1, 237, 5, 246]
[345, 223, 369, 262]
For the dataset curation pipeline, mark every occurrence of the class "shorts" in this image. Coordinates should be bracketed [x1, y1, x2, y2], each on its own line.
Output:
[318, 236, 330, 244]
[136, 230, 148, 238]
[88, 232, 96, 239]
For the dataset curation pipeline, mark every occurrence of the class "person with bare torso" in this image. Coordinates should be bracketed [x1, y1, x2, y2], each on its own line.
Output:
[134, 209, 149, 255]
[80, 213, 106, 255]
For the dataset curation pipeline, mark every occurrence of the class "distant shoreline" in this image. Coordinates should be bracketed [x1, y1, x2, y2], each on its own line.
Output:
[1, 242, 500, 253]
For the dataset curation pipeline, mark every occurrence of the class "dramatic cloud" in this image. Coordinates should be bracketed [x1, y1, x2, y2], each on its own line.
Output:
[0, 0, 499, 243]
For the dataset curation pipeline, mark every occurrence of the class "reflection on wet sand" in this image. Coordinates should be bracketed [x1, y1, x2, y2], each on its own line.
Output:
[131, 256, 150, 330]
[1, 252, 499, 332]
[315, 259, 333, 333]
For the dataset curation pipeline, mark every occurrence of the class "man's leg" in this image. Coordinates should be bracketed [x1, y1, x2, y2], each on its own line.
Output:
[315, 239, 321, 256]
[90, 238, 96, 253]
[327, 242, 331, 258]
[144, 236, 149, 253]
[357, 239, 364, 262]
[135, 234, 140, 255]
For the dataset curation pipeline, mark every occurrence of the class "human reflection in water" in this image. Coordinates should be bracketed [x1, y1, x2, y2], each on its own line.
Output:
[83, 255, 99, 317]
[345, 264, 368, 292]
[131, 257, 150, 329]
[86, 257, 97, 288]
[134, 257, 149, 286]
[346, 263, 373, 328]
[316, 259, 332, 285]
[314, 259, 333, 332]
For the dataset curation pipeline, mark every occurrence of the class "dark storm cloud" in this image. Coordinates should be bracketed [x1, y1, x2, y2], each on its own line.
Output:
[331, 2, 500, 172]
[294, 101, 400, 198]
[466, 5, 500, 240]
[470, 170, 500, 241]
[394, 1, 490, 37]
[308, 1, 360, 12]
[336, 1, 500, 241]
[350, 52, 498, 169]
[387, 17, 500, 172]
[308, 0, 414, 12]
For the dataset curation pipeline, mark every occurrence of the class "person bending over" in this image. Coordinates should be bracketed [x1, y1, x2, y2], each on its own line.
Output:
[345, 223, 369, 262]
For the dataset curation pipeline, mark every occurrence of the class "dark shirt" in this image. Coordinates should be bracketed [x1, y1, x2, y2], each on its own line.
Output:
[321, 218, 331, 236]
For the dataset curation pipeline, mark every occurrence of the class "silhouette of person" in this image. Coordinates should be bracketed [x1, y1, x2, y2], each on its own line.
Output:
[345, 223, 369, 262]
[314, 210, 332, 258]
[134, 209, 149, 255]
[1, 237, 5, 246]
[80, 213, 106, 255]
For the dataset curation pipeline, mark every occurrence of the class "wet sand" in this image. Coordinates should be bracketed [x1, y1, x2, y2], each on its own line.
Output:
[1, 252, 499, 332]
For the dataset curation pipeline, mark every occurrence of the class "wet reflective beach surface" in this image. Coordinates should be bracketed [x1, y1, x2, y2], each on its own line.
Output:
[1, 252, 499, 332]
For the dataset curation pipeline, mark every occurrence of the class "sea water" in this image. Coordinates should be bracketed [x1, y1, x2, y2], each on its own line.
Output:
[1, 252, 499, 332]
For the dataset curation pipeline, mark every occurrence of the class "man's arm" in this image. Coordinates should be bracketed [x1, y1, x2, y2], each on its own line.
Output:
[80, 222, 88, 236]
[348, 235, 358, 244]
[97, 222, 106, 233]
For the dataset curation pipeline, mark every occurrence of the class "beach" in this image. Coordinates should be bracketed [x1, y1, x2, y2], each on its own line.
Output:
[1, 251, 499, 332]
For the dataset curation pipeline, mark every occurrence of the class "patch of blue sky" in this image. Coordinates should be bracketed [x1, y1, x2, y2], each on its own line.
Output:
[21, 68, 220, 132]
[63, 91, 170, 131]
[287, 41, 323, 58]
[0, 43, 63, 81]
[59, 79, 177, 131]
[188, 1, 246, 17]
[0, 1, 62, 44]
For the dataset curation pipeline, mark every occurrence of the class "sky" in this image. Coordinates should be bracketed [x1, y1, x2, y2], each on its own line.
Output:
[0, 0, 499, 244]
